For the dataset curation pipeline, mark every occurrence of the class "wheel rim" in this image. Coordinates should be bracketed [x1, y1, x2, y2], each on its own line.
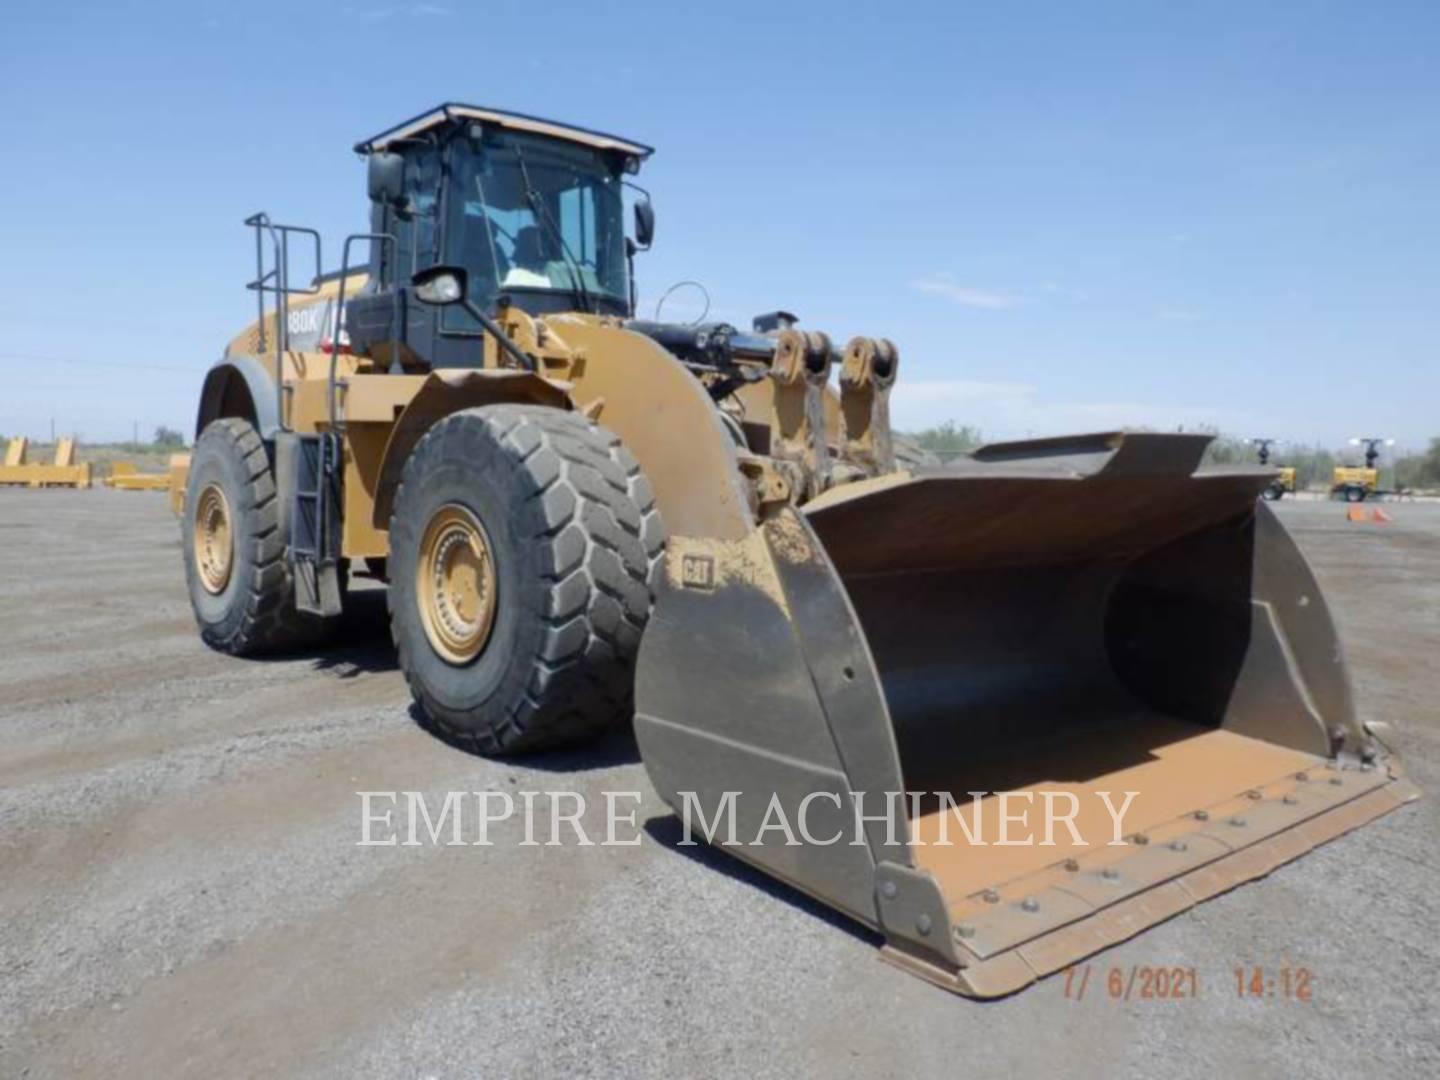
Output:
[417, 503, 498, 665]
[193, 483, 234, 595]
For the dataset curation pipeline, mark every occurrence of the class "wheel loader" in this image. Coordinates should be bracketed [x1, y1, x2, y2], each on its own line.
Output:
[184, 103, 1416, 997]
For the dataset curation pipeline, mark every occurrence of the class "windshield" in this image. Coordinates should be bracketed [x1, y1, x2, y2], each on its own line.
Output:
[444, 129, 628, 326]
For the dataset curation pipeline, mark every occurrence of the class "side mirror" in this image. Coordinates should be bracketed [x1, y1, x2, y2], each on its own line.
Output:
[633, 198, 655, 250]
[411, 265, 468, 306]
[367, 152, 406, 207]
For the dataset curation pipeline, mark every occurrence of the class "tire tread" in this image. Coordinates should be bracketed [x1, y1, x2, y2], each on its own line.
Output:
[390, 405, 664, 754]
[189, 418, 325, 655]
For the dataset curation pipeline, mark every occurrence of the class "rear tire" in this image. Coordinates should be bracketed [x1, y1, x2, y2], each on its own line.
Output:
[183, 418, 327, 654]
[388, 405, 665, 754]
[1261, 483, 1283, 501]
[1345, 485, 1366, 503]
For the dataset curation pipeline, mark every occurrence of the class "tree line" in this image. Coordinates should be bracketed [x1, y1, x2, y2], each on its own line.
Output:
[0, 425, 186, 452]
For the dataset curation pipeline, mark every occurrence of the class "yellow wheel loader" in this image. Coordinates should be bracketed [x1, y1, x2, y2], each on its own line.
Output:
[184, 104, 1415, 997]
[1251, 438, 1296, 500]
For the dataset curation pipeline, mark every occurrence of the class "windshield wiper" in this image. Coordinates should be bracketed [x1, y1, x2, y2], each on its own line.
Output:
[512, 144, 596, 315]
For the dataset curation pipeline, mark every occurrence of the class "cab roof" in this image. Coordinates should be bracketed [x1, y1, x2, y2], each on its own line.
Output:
[353, 103, 654, 159]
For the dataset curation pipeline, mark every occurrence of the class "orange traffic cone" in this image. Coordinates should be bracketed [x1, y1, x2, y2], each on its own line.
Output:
[1372, 508, 1393, 523]
[1346, 507, 1366, 522]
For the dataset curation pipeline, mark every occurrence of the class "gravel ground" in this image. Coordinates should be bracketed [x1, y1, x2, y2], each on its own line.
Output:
[1, 490, 1436, 1078]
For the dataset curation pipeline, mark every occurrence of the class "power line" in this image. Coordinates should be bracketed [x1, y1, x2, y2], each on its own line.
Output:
[0, 352, 201, 373]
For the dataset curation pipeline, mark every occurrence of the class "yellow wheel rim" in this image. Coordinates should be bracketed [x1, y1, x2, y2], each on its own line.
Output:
[193, 483, 234, 595]
[417, 503, 498, 665]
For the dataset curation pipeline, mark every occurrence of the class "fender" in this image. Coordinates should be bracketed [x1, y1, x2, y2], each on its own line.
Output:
[194, 355, 281, 439]
[370, 368, 572, 529]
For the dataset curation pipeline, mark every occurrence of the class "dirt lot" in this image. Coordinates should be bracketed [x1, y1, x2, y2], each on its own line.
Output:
[1, 491, 1436, 1079]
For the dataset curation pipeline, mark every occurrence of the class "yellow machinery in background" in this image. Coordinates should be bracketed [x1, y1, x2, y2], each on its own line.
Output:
[105, 461, 173, 491]
[0, 437, 92, 489]
[105, 454, 191, 508]
[1332, 437, 1390, 502]
[1331, 466, 1378, 502]
[168, 454, 190, 515]
[1252, 438, 1296, 500]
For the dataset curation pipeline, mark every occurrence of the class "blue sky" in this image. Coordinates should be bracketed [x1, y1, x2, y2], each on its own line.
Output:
[1, 0, 1436, 452]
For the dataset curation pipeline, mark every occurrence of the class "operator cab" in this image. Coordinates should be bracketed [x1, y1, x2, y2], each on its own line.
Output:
[347, 103, 654, 368]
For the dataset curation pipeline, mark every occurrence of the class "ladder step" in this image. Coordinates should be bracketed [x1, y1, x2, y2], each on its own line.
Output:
[287, 432, 343, 618]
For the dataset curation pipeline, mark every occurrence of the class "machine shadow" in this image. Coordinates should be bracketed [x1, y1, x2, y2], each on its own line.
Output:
[308, 585, 399, 677]
[642, 815, 882, 947]
[243, 581, 642, 770]
[236, 583, 398, 675]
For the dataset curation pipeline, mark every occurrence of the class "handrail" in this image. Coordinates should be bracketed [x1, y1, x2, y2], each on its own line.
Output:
[244, 213, 324, 433]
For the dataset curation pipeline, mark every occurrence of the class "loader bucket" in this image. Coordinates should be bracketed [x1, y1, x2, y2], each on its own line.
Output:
[635, 432, 1416, 997]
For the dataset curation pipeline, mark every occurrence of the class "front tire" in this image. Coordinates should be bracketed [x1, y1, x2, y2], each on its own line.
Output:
[1261, 483, 1284, 501]
[183, 418, 326, 654]
[388, 405, 665, 754]
[1345, 485, 1366, 503]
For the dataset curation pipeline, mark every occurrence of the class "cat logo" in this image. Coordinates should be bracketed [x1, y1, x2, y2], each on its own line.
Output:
[680, 553, 715, 590]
